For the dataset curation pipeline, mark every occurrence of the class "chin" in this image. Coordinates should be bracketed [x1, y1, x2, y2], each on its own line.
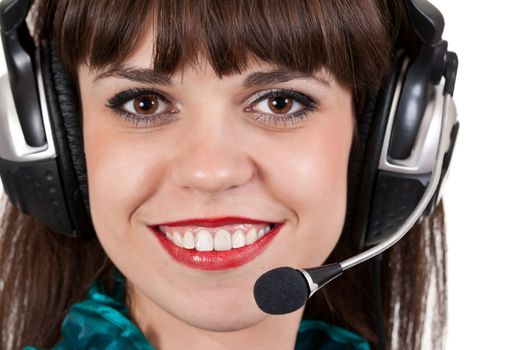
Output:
[186, 312, 268, 333]
[163, 293, 270, 333]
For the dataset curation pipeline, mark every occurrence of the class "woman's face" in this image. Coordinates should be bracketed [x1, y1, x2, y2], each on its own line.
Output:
[78, 29, 354, 333]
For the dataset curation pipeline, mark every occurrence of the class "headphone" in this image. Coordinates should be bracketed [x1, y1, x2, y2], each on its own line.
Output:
[0, 0, 458, 250]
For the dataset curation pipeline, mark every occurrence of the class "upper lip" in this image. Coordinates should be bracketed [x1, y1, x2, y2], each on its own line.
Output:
[153, 216, 277, 228]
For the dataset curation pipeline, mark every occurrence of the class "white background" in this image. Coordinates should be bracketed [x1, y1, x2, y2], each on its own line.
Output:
[1, 1, 524, 348]
[433, 0, 525, 348]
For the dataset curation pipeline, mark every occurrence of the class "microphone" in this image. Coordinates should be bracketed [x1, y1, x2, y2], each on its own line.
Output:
[254, 264, 343, 314]
[253, 95, 455, 315]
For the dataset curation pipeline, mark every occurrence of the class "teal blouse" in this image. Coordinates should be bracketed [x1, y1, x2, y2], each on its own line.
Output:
[24, 271, 369, 350]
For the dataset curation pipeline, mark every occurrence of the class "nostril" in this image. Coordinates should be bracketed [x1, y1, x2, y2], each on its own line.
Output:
[170, 157, 255, 194]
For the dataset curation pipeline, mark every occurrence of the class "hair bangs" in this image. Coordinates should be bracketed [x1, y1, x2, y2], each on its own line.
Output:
[41, 0, 392, 94]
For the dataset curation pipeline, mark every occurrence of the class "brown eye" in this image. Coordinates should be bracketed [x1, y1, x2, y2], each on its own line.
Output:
[108, 89, 180, 128]
[133, 95, 159, 115]
[249, 90, 314, 123]
[268, 96, 293, 114]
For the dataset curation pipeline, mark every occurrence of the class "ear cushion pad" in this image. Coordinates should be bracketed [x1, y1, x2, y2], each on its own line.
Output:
[40, 41, 94, 239]
[344, 93, 378, 250]
[344, 56, 405, 250]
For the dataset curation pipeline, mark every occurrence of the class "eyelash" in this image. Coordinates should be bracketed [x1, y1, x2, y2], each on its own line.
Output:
[105, 88, 317, 128]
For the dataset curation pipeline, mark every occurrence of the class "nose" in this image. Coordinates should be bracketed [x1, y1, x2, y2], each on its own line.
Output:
[169, 123, 255, 194]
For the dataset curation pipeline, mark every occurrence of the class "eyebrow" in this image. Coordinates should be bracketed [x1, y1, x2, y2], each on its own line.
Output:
[93, 66, 329, 87]
[94, 67, 173, 85]
[243, 69, 329, 87]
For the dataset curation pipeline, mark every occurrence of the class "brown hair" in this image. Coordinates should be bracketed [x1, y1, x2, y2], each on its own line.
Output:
[1, 0, 447, 349]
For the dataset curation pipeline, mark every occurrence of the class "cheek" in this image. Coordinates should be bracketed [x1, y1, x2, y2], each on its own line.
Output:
[83, 116, 163, 237]
[257, 114, 353, 265]
[272, 136, 349, 214]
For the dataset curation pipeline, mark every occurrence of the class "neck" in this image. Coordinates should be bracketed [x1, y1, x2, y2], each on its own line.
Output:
[127, 281, 304, 350]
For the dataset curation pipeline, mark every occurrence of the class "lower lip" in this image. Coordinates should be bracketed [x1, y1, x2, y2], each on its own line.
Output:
[151, 225, 282, 271]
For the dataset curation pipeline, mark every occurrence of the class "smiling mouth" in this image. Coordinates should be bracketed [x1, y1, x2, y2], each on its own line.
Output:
[150, 218, 282, 270]
[157, 223, 276, 251]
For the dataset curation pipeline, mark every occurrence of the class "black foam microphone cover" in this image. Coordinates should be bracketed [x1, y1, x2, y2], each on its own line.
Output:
[253, 267, 309, 315]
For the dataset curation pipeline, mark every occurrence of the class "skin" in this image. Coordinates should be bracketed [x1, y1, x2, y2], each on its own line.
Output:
[78, 28, 354, 350]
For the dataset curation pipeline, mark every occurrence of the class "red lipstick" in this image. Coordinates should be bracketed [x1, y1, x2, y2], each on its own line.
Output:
[150, 217, 282, 271]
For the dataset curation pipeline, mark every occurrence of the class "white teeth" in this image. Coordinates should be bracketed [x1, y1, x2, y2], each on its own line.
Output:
[231, 229, 246, 248]
[172, 231, 184, 247]
[214, 229, 232, 251]
[257, 228, 265, 239]
[257, 225, 271, 239]
[195, 230, 213, 251]
[183, 231, 195, 249]
[246, 228, 257, 245]
[161, 224, 276, 250]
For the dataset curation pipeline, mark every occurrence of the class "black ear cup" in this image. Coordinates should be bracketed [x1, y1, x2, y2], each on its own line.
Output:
[344, 0, 458, 251]
[0, 0, 66, 232]
[346, 55, 407, 250]
[347, 45, 457, 250]
[39, 41, 94, 239]
[0, 33, 94, 238]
